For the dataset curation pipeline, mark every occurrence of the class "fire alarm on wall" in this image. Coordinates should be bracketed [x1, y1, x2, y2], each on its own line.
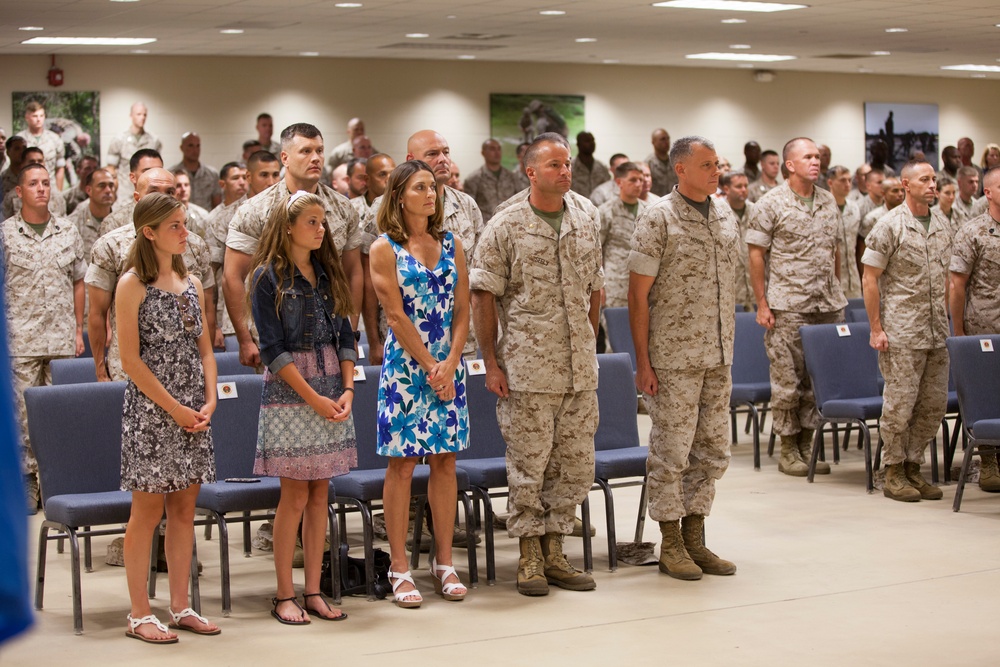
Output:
[48, 55, 64, 87]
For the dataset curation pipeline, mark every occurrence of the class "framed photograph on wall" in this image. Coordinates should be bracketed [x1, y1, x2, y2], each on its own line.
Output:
[864, 102, 938, 172]
[12, 90, 101, 187]
[490, 93, 585, 170]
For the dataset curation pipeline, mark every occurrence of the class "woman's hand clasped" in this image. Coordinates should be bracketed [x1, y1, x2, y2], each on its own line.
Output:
[311, 394, 353, 422]
[171, 403, 212, 433]
[428, 358, 459, 402]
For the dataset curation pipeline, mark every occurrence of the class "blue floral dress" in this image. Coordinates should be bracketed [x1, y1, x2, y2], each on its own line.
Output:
[376, 231, 469, 457]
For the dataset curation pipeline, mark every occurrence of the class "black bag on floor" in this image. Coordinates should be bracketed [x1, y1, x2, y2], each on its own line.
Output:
[320, 544, 391, 599]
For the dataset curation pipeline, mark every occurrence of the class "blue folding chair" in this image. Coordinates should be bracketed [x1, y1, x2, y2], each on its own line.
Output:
[602, 307, 637, 370]
[730, 312, 770, 470]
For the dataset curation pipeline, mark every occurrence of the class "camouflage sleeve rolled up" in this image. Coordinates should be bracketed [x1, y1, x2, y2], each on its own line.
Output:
[185, 233, 216, 290]
[85, 233, 119, 292]
[469, 218, 510, 296]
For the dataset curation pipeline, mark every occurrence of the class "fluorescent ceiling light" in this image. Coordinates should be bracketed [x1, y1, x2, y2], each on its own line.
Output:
[19, 26, 44, 31]
[300, 51, 319, 56]
[406, 33, 429, 38]
[130, 49, 150, 54]
[575, 37, 597, 43]
[220, 29, 244, 34]
[603, 59, 620, 64]
[871, 51, 890, 56]
[653, 1, 807, 13]
[941, 64, 1000, 73]
[110, 0, 140, 3]
[457, 54, 476, 60]
[729, 44, 751, 48]
[884, 27, 907, 33]
[539, 10, 566, 15]
[686, 52, 795, 62]
[22, 36, 156, 46]
[334, 3, 363, 7]
[721, 18, 746, 23]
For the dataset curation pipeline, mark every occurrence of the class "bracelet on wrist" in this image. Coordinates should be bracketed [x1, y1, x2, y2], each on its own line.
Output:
[167, 400, 181, 415]
[342, 387, 355, 393]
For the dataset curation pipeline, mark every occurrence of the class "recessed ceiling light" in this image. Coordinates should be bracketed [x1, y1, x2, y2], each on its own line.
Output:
[457, 54, 476, 60]
[19, 26, 44, 31]
[884, 27, 908, 33]
[971, 74, 987, 78]
[941, 64, 1000, 73]
[686, 51, 795, 62]
[603, 59, 620, 64]
[220, 29, 244, 34]
[130, 49, 150, 54]
[871, 51, 890, 56]
[406, 33, 429, 38]
[721, 18, 746, 23]
[300, 51, 319, 57]
[857, 67, 873, 73]
[539, 10, 566, 15]
[729, 44, 751, 49]
[737, 63, 755, 68]
[575, 37, 597, 43]
[334, 3, 363, 7]
[446, 15, 457, 19]
[653, 1, 807, 13]
[22, 36, 157, 45]
[110, 0, 140, 3]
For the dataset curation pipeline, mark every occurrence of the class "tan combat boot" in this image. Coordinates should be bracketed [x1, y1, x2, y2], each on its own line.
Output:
[778, 435, 809, 477]
[540, 533, 596, 591]
[681, 515, 736, 576]
[903, 461, 943, 500]
[978, 447, 1000, 492]
[657, 520, 702, 580]
[797, 428, 830, 474]
[516, 536, 549, 596]
[883, 463, 921, 502]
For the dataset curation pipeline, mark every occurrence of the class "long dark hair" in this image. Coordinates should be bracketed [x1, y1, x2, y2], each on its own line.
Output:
[376, 160, 444, 244]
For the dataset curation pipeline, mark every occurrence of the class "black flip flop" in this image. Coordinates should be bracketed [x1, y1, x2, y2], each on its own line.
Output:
[270, 596, 311, 625]
[303, 593, 348, 621]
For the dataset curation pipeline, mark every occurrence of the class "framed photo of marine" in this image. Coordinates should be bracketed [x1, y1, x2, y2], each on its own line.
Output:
[863, 102, 939, 172]
[489, 93, 585, 171]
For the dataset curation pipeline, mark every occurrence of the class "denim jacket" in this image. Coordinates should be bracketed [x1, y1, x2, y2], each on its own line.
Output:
[251, 257, 358, 374]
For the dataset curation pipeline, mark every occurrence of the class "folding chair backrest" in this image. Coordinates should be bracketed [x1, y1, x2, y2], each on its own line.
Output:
[214, 351, 257, 376]
[210, 374, 263, 479]
[732, 311, 769, 385]
[595, 353, 640, 451]
[26, 382, 127, 502]
[946, 335, 1000, 427]
[457, 370, 506, 460]
[50, 358, 98, 385]
[352, 364, 386, 470]
[800, 322, 879, 405]
[603, 307, 637, 371]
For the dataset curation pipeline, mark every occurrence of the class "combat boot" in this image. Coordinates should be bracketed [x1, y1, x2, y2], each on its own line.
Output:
[657, 520, 702, 580]
[978, 447, 1000, 492]
[778, 435, 809, 477]
[540, 533, 595, 591]
[516, 536, 549, 596]
[797, 428, 830, 474]
[903, 461, 943, 500]
[883, 463, 920, 502]
[681, 515, 736, 576]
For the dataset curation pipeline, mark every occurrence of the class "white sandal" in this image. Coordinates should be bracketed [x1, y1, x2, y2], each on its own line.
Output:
[430, 558, 467, 601]
[388, 570, 423, 609]
[169, 607, 221, 635]
[125, 613, 178, 644]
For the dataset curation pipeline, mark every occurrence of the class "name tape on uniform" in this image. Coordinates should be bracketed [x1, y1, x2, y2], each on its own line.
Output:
[217, 381, 238, 399]
[354, 366, 367, 381]
[466, 359, 486, 376]
[982, 339, 995, 353]
[836, 325, 851, 337]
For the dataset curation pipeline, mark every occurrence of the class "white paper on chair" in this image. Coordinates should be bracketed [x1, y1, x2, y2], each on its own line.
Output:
[354, 366, 367, 381]
[836, 324, 851, 337]
[217, 381, 238, 399]
[466, 359, 486, 376]
[981, 339, 994, 353]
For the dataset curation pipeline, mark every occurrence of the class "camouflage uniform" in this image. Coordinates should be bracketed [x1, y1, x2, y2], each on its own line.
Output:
[463, 164, 520, 222]
[862, 205, 951, 465]
[746, 182, 847, 436]
[184, 202, 210, 241]
[645, 154, 677, 198]
[97, 199, 135, 238]
[589, 179, 619, 207]
[66, 200, 105, 262]
[950, 212, 1000, 335]
[471, 196, 604, 537]
[106, 129, 162, 201]
[629, 191, 737, 521]
[494, 187, 601, 236]
[570, 157, 610, 199]
[747, 179, 777, 203]
[512, 169, 530, 193]
[16, 129, 65, 180]
[325, 140, 354, 172]
[3, 187, 67, 221]
[838, 199, 863, 298]
[859, 204, 889, 240]
[61, 186, 88, 215]
[728, 201, 756, 312]
[206, 196, 246, 336]
[169, 162, 220, 212]
[856, 194, 881, 223]
[953, 196, 979, 227]
[86, 225, 214, 381]
[969, 196, 989, 220]
[2, 212, 85, 476]
[598, 197, 647, 307]
[361, 187, 482, 357]
[350, 195, 372, 223]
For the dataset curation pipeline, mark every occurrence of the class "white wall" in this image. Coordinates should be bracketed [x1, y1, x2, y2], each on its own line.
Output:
[1, 54, 997, 177]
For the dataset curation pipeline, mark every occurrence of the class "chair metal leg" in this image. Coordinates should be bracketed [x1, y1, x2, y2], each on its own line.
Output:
[211, 512, 232, 616]
[744, 408, 754, 435]
[581, 497, 593, 574]
[472, 487, 496, 585]
[863, 426, 874, 493]
[929, 435, 939, 484]
[326, 505, 342, 605]
[634, 474, 648, 543]
[35, 523, 52, 611]
[148, 524, 160, 599]
[459, 491, 478, 586]
[189, 537, 201, 616]
[730, 409, 738, 445]
[67, 527, 84, 635]
[596, 479, 617, 572]
[83, 527, 92, 573]
[953, 436, 977, 512]
[242, 511, 252, 557]
[749, 404, 761, 470]
[410, 497, 427, 571]
[808, 423, 824, 483]
[767, 431, 776, 457]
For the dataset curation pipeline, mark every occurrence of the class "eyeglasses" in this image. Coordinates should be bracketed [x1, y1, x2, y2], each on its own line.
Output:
[176, 291, 198, 334]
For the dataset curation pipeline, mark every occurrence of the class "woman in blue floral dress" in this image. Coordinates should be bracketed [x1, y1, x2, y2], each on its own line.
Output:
[369, 160, 470, 608]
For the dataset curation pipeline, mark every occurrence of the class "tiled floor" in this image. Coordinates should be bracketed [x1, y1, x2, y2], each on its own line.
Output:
[6, 416, 1000, 666]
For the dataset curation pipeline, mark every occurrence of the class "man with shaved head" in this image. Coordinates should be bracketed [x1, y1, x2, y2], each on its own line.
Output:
[746, 137, 847, 477]
[106, 102, 162, 202]
[98, 148, 163, 235]
[859, 175, 905, 241]
[957, 137, 983, 194]
[862, 160, 950, 502]
[464, 138, 519, 221]
[326, 117, 373, 172]
[471, 132, 603, 596]
[170, 131, 221, 210]
[86, 167, 216, 381]
[953, 165, 981, 225]
[949, 166, 1000, 491]
[646, 129, 677, 197]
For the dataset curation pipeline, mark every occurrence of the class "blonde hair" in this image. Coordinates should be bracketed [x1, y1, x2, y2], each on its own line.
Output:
[125, 193, 187, 283]
[248, 192, 354, 318]
[375, 160, 443, 245]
